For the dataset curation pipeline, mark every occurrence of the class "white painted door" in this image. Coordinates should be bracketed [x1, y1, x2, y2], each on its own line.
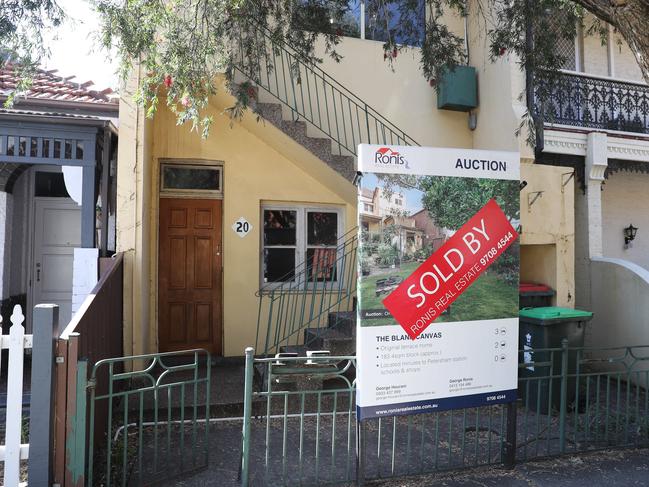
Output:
[32, 199, 82, 327]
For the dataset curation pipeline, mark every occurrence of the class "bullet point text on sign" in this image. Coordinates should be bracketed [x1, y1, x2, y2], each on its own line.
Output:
[382, 199, 518, 339]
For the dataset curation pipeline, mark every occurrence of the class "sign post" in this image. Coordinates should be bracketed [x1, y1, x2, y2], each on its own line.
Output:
[356, 144, 520, 421]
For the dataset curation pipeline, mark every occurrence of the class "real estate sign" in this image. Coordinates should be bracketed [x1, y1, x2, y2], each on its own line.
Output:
[356, 145, 520, 420]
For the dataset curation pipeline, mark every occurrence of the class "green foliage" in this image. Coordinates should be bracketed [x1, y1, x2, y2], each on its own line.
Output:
[360, 255, 371, 275]
[414, 243, 433, 261]
[419, 177, 519, 230]
[3, 0, 647, 137]
[376, 243, 398, 267]
[491, 242, 519, 284]
[90, 0, 590, 137]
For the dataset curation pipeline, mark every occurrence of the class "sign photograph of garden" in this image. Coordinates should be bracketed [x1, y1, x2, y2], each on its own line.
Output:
[358, 173, 520, 328]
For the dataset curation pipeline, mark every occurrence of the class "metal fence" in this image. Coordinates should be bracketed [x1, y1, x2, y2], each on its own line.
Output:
[241, 341, 649, 486]
[87, 350, 212, 487]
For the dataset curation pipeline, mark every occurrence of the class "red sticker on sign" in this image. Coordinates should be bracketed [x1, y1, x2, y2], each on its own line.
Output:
[382, 199, 518, 339]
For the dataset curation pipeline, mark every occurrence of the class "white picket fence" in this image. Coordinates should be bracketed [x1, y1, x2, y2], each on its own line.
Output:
[0, 305, 31, 487]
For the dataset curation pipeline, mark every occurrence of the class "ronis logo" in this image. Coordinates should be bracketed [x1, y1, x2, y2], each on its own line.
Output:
[374, 147, 409, 168]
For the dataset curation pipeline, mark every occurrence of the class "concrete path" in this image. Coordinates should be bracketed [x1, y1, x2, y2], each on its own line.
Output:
[368, 448, 649, 487]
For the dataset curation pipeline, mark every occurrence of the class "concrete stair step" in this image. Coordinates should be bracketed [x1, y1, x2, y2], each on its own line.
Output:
[250, 99, 356, 181]
[328, 311, 356, 336]
[304, 328, 355, 356]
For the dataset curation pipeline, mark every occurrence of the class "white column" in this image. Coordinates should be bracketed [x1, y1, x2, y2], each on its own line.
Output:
[585, 132, 608, 259]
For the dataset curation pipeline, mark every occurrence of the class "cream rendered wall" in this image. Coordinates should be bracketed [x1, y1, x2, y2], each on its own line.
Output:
[601, 171, 649, 268]
[589, 258, 649, 388]
[147, 95, 356, 357]
[116, 67, 153, 358]
[610, 32, 644, 82]
[579, 17, 644, 83]
[582, 33, 610, 77]
[520, 163, 575, 308]
[314, 13, 471, 149]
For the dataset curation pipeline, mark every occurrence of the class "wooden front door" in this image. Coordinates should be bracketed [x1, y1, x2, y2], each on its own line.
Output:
[158, 198, 222, 354]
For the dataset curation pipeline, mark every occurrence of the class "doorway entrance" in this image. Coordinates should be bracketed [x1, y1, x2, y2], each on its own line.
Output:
[158, 197, 223, 354]
[32, 198, 82, 327]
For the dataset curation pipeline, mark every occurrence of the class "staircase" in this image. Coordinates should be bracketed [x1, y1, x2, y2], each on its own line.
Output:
[252, 102, 357, 180]
[234, 22, 420, 358]
[232, 21, 419, 183]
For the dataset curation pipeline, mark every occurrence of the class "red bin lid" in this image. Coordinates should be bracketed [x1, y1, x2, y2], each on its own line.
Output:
[519, 282, 553, 293]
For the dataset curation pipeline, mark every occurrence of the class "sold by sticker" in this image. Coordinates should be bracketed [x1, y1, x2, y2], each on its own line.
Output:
[382, 199, 518, 339]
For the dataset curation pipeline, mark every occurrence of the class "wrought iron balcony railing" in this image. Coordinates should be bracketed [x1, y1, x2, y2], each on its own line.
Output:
[533, 70, 649, 135]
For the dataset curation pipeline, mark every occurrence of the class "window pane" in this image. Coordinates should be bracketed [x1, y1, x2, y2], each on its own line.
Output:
[264, 210, 297, 245]
[76, 141, 84, 159]
[339, 1, 361, 37]
[162, 165, 220, 190]
[264, 248, 295, 282]
[366, 0, 425, 47]
[294, 1, 361, 38]
[307, 248, 337, 282]
[307, 211, 338, 246]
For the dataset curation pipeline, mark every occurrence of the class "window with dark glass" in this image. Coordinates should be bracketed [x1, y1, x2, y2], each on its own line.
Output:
[300, 0, 425, 46]
[365, 0, 425, 47]
[306, 211, 339, 282]
[161, 165, 221, 191]
[262, 207, 342, 285]
[263, 210, 297, 282]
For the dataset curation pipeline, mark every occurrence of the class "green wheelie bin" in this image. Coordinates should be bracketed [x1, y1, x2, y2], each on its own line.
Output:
[519, 307, 593, 414]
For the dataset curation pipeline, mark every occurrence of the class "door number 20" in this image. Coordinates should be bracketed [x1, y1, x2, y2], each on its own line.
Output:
[232, 217, 252, 238]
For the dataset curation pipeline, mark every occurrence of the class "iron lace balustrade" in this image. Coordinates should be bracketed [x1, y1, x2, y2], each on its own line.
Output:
[534, 70, 649, 134]
[255, 229, 358, 357]
[232, 22, 420, 156]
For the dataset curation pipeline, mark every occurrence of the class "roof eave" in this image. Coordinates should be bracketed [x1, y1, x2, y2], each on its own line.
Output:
[0, 95, 119, 113]
[0, 111, 118, 135]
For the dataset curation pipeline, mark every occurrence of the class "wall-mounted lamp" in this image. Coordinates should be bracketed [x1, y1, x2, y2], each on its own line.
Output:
[624, 224, 638, 247]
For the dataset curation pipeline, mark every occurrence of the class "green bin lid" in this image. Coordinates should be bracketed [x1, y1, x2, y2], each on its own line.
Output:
[519, 306, 593, 320]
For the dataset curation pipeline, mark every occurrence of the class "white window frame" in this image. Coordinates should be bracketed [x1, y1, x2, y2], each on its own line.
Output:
[260, 204, 344, 288]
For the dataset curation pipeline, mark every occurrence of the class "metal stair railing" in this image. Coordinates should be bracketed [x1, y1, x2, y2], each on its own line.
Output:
[255, 228, 358, 357]
[232, 22, 420, 157]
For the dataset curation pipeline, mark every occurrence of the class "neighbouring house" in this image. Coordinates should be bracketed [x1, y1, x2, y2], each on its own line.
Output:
[0, 65, 118, 330]
[411, 209, 446, 252]
[528, 13, 649, 350]
[116, 6, 649, 360]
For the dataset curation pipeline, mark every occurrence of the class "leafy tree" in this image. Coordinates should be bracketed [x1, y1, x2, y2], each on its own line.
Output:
[0, 0, 64, 105]
[419, 177, 519, 230]
[3, 0, 649, 136]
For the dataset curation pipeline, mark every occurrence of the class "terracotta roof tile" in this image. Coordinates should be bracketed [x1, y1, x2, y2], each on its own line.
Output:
[0, 64, 118, 105]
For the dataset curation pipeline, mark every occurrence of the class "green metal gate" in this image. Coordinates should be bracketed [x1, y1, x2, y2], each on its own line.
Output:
[87, 349, 211, 486]
[240, 343, 649, 486]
